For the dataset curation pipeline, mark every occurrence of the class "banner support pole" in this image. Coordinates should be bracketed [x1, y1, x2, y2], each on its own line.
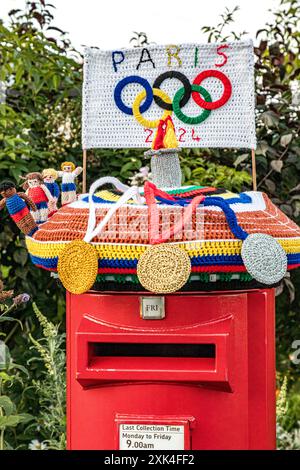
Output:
[251, 148, 257, 191]
[82, 149, 87, 194]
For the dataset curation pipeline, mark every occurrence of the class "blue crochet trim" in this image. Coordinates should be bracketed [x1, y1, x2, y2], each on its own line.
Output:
[30, 252, 300, 271]
[30, 255, 58, 269]
[81, 195, 114, 204]
[155, 195, 249, 241]
[156, 192, 251, 207]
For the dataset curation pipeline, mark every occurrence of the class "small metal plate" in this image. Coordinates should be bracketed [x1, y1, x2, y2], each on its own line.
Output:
[140, 296, 165, 319]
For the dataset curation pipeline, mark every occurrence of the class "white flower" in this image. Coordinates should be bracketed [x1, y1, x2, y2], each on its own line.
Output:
[139, 166, 149, 177]
[28, 439, 47, 450]
[129, 166, 151, 186]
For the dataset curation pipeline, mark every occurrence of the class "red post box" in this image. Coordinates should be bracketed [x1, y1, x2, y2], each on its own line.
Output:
[66, 289, 276, 450]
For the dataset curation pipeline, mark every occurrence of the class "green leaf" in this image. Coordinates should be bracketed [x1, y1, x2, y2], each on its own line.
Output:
[0, 372, 12, 383]
[280, 134, 293, 147]
[256, 141, 269, 156]
[234, 153, 249, 167]
[9, 363, 29, 376]
[15, 66, 24, 84]
[0, 316, 17, 323]
[52, 74, 60, 90]
[13, 248, 28, 266]
[0, 343, 11, 370]
[260, 111, 279, 128]
[0, 413, 32, 428]
[271, 160, 283, 172]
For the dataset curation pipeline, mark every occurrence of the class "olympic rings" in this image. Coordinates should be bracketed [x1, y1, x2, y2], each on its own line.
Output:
[114, 76, 153, 115]
[132, 88, 172, 128]
[192, 70, 232, 110]
[113, 70, 232, 126]
[173, 85, 212, 125]
[152, 71, 192, 111]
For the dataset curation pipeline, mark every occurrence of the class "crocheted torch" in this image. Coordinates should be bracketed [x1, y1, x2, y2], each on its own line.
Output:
[0, 180, 38, 236]
[144, 116, 182, 188]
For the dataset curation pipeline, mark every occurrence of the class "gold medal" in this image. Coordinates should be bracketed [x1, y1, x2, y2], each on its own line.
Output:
[137, 244, 191, 294]
[57, 240, 98, 294]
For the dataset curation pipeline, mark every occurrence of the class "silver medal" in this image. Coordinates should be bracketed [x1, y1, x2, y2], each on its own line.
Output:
[241, 233, 287, 285]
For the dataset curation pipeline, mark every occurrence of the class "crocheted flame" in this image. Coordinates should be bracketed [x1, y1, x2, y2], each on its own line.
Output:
[152, 116, 178, 150]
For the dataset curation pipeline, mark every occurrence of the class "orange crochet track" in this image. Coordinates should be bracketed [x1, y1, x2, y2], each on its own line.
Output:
[32, 193, 300, 244]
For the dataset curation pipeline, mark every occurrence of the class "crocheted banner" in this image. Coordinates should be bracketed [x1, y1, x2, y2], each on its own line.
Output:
[82, 40, 256, 149]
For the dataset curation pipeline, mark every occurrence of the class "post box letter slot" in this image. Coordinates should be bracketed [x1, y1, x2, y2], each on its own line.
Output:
[82, 341, 225, 383]
[77, 334, 230, 385]
[92, 342, 216, 358]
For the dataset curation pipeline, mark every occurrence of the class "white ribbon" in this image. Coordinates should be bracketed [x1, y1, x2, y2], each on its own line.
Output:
[83, 176, 142, 243]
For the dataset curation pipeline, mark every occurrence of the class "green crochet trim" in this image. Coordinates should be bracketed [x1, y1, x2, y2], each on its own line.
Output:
[96, 274, 140, 284]
[139, 185, 205, 196]
[96, 272, 253, 284]
[166, 186, 206, 195]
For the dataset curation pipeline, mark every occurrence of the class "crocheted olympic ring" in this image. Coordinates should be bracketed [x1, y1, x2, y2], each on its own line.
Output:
[173, 84, 212, 125]
[152, 71, 192, 111]
[132, 88, 172, 128]
[114, 70, 232, 124]
[114, 76, 153, 115]
[192, 70, 232, 110]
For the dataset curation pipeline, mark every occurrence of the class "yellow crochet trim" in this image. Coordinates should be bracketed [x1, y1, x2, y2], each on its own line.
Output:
[218, 191, 238, 199]
[95, 190, 136, 204]
[26, 237, 300, 260]
[132, 88, 172, 128]
[94, 188, 237, 204]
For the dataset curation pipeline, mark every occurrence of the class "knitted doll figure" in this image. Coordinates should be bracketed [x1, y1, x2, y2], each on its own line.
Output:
[22, 172, 55, 224]
[0, 180, 38, 236]
[58, 161, 83, 205]
[42, 168, 60, 216]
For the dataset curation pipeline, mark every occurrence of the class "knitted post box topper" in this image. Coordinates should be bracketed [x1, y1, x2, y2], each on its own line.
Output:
[42, 168, 60, 216]
[58, 161, 83, 206]
[22, 172, 55, 224]
[25, 177, 300, 294]
[0, 180, 38, 236]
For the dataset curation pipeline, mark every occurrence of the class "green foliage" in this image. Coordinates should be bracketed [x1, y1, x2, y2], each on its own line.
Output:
[277, 376, 288, 422]
[277, 422, 300, 450]
[27, 303, 66, 450]
[0, 289, 33, 450]
[0, 291, 65, 450]
[0, 347, 33, 450]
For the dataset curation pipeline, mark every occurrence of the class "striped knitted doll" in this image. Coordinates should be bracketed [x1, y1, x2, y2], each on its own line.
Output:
[0, 180, 38, 236]
[57, 162, 83, 205]
[22, 172, 55, 224]
[42, 168, 60, 216]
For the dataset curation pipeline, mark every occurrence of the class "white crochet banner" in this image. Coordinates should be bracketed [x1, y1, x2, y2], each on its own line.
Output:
[82, 40, 256, 149]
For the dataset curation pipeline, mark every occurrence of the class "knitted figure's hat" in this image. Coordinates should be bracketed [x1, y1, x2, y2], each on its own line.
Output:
[25, 177, 300, 294]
